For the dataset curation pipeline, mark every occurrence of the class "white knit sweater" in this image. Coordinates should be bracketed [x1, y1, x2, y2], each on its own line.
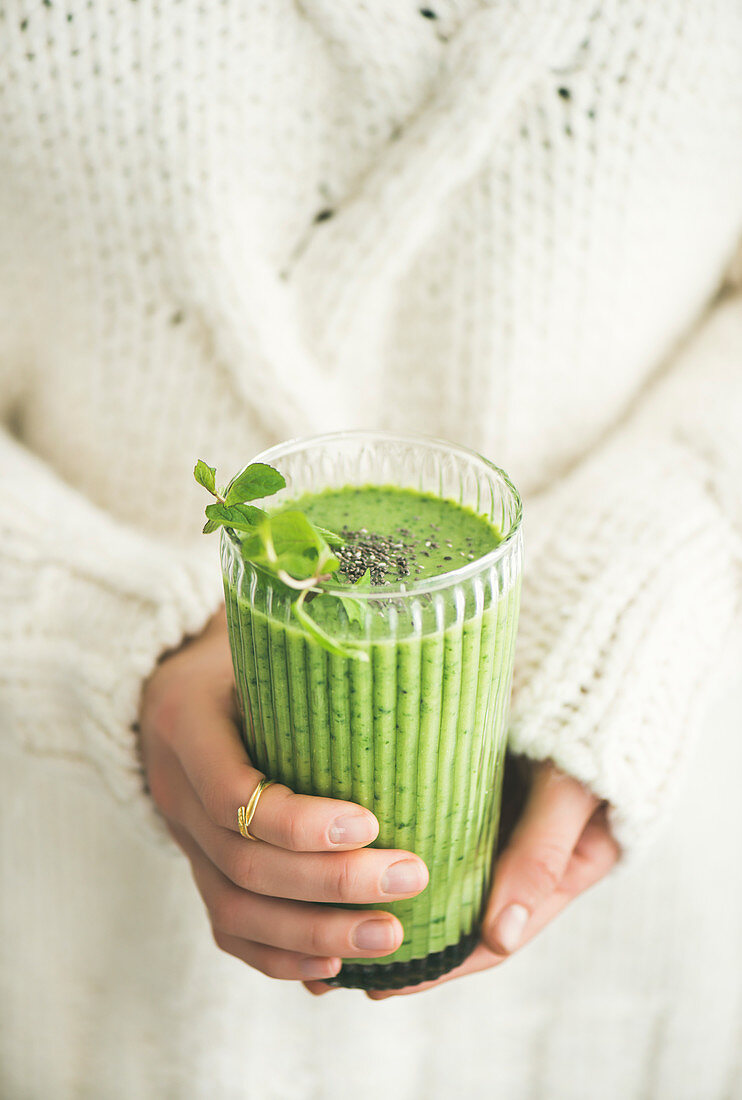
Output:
[1, 2, 741, 1097]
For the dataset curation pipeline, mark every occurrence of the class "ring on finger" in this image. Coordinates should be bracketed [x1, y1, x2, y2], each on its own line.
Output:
[237, 777, 276, 840]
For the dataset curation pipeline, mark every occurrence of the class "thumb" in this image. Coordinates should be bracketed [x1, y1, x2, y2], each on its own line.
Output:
[484, 762, 598, 956]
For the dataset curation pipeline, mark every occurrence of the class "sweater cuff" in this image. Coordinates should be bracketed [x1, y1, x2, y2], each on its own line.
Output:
[0, 432, 224, 846]
[508, 433, 741, 856]
[6, 541, 224, 846]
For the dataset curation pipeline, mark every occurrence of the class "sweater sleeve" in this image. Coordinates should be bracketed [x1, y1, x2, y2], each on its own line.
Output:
[0, 431, 224, 845]
[508, 293, 742, 855]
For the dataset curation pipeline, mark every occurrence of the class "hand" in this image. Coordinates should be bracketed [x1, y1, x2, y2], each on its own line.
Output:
[138, 606, 429, 983]
[305, 760, 620, 999]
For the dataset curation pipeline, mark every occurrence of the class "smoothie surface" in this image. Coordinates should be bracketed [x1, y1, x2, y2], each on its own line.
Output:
[283, 484, 501, 585]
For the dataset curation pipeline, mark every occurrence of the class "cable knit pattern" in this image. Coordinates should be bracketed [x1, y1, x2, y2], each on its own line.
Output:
[0, 429, 224, 842]
[509, 297, 742, 851]
[1, 2, 742, 1095]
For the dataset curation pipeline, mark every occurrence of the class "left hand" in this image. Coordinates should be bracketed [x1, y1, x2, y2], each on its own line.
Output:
[304, 760, 620, 999]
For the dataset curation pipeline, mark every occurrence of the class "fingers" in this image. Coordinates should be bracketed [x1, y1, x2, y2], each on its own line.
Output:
[484, 762, 600, 955]
[312, 769, 621, 1001]
[215, 934, 343, 982]
[161, 687, 380, 852]
[166, 753, 429, 904]
[363, 883, 582, 1001]
[189, 831, 404, 956]
[172, 824, 405, 978]
[193, 806, 428, 905]
[560, 803, 621, 895]
[364, 815, 621, 1002]
[145, 612, 381, 855]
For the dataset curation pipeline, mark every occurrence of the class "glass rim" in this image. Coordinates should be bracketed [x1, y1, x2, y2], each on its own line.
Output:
[224, 429, 523, 599]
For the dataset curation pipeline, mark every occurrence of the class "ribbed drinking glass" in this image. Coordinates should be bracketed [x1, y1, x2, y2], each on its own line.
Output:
[221, 431, 523, 990]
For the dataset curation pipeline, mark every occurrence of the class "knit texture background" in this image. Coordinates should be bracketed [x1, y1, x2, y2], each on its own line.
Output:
[1, 1, 741, 1095]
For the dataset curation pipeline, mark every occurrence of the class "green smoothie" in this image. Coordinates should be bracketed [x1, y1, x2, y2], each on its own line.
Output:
[222, 484, 521, 989]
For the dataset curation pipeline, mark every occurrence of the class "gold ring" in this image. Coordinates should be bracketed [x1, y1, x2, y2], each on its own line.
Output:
[237, 777, 276, 840]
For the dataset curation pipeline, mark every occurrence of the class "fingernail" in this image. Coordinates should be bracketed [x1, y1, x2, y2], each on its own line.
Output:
[299, 956, 341, 980]
[352, 919, 398, 952]
[328, 814, 376, 845]
[491, 903, 529, 954]
[380, 859, 426, 895]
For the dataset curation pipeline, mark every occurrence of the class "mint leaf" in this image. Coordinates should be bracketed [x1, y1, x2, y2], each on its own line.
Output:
[204, 501, 267, 532]
[313, 524, 344, 547]
[271, 511, 335, 565]
[278, 552, 324, 579]
[268, 510, 322, 555]
[239, 537, 318, 582]
[244, 512, 339, 582]
[339, 596, 364, 627]
[196, 459, 278, 533]
[225, 463, 286, 506]
[194, 456, 368, 660]
[293, 599, 369, 662]
[194, 460, 218, 496]
[335, 568, 371, 627]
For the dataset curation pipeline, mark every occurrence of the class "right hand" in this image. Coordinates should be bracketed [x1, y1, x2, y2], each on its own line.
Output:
[138, 606, 429, 983]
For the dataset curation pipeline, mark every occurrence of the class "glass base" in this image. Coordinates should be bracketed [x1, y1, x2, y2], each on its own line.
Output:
[327, 930, 479, 991]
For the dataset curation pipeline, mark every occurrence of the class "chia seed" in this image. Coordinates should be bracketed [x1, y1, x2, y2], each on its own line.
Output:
[335, 525, 419, 586]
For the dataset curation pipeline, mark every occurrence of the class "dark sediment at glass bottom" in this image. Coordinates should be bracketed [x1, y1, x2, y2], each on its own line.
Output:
[327, 929, 480, 991]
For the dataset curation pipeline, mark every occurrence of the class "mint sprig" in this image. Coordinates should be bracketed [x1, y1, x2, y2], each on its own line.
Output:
[194, 459, 369, 661]
[224, 463, 286, 506]
[194, 459, 285, 534]
[194, 459, 217, 495]
[238, 510, 339, 587]
[204, 501, 267, 533]
[336, 568, 371, 626]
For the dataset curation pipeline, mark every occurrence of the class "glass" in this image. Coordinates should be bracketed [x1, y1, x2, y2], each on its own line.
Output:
[221, 431, 523, 989]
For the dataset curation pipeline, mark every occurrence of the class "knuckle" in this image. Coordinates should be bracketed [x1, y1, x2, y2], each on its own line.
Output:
[257, 955, 285, 980]
[199, 774, 228, 827]
[212, 928, 231, 954]
[282, 802, 313, 852]
[305, 920, 333, 957]
[210, 887, 241, 935]
[523, 848, 565, 895]
[331, 856, 362, 903]
[224, 846, 257, 892]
